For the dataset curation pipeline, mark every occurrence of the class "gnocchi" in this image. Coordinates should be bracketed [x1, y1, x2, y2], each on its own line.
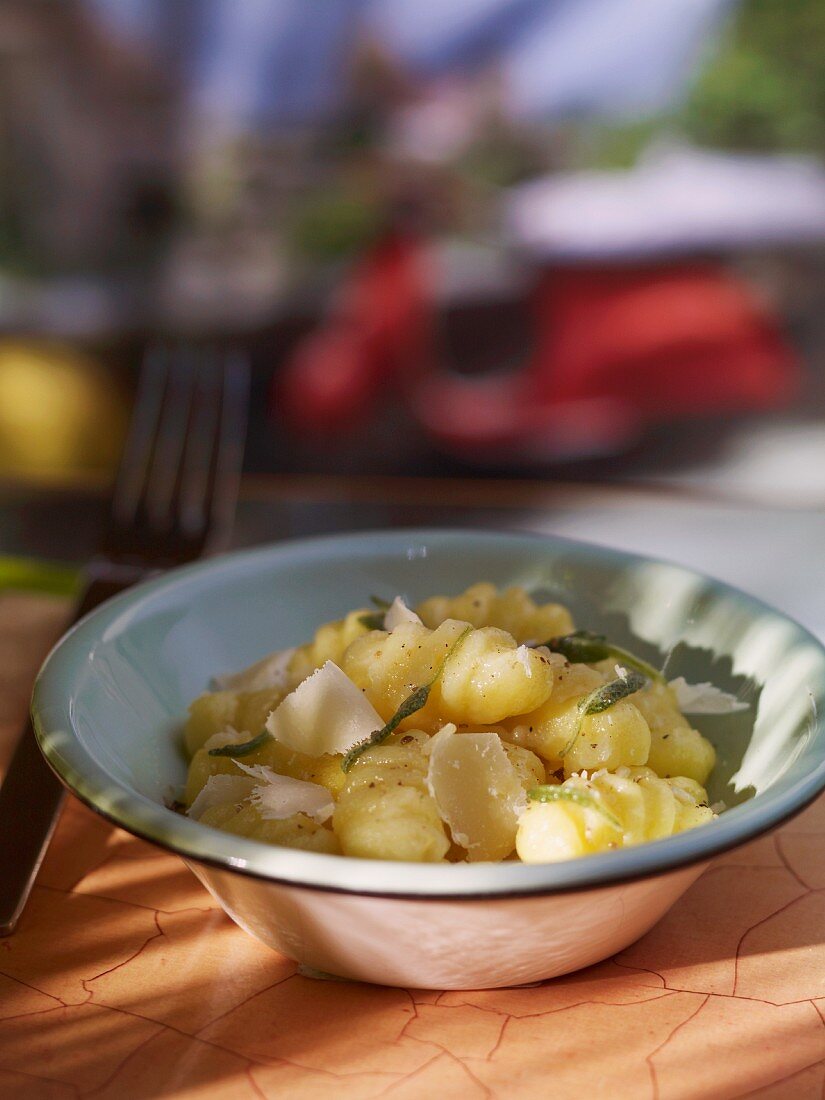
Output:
[182, 583, 728, 864]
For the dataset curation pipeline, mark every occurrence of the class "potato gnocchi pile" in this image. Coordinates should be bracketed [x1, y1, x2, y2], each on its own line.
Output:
[183, 583, 729, 864]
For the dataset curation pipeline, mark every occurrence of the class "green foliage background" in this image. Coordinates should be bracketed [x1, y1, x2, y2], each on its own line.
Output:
[589, 0, 825, 168]
[683, 0, 825, 152]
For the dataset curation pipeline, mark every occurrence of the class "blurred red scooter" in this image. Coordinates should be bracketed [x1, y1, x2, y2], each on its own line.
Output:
[276, 232, 799, 461]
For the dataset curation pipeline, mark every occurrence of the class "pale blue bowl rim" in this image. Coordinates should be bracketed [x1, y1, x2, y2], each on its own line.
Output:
[31, 527, 825, 900]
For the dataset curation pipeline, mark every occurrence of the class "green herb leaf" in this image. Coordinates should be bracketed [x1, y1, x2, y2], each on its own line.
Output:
[536, 630, 663, 683]
[539, 630, 613, 664]
[358, 595, 394, 629]
[341, 626, 471, 773]
[0, 555, 81, 597]
[527, 784, 621, 829]
[208, 731, 273, 758]
[580, 669, 647, 717]
[341, 688, 429, 773]
[560, 669, 647, 757]
[358, 611, 386, 631]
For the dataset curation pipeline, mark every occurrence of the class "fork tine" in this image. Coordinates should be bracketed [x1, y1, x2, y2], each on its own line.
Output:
[174, 349, 223, 542]
[142, 351, 196, 532]
[0, 342, 248, 937]
[107, 344, 248, 566]
[110, 347, 168, 531]
[205, 350, 250, 550]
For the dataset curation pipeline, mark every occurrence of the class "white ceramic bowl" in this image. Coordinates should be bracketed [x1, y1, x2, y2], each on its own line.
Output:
[32, 530, 825, 988]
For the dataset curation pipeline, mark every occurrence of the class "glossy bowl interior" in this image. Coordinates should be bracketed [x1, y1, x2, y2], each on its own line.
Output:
[32, 530, 825, 987]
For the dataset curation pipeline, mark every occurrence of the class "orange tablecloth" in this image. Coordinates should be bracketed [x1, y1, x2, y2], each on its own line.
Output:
[2, 593, 824, 1099]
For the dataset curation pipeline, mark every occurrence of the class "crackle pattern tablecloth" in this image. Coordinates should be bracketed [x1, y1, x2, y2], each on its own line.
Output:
[1, 592, 824, 1100]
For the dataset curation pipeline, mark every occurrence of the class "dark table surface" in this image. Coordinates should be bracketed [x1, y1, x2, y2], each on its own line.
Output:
[4, 473, 824, 641]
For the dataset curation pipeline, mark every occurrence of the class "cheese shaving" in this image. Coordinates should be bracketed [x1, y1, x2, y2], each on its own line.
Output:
[235, 762, 334, 822]
[426, 725, 527, 861]
[383, 596, 422, 631]
[213, 647, 296, 692]
[515, 645, 533, 676]
[188, 774, 256, 820]
[669, 677, 749, 714]
[265, 660, 385, 756]
[202, 726, 255, 754]
[671, 785, 694, 805]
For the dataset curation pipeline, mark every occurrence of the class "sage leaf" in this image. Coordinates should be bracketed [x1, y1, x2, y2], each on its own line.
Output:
[560, 668, 647, 757]
[538, 630, 613, 664]
[208, 730, 273, 758]
[537, 630, 663, 683]
[357, 611, 386, 631]
[358, 595, 394, 630]
[580, 669, 647, 717]
[342, 626, 471, 773]
[527, 784, 621, 829]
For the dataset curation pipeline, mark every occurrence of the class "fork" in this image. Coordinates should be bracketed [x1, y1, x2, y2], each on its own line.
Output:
[0, 346, 249, 934]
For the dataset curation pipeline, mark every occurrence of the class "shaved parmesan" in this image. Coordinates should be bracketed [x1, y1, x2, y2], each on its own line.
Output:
[213, 647, 296, 692]
[265, 660, 384, 756]
[384, 597, 422, 631]
[515, 645, 533, 676]
[202, 726, 255, 753]
[669, 677, 749, 714]
[188, 774, 256, 820]
[671, 785, 694, 805]
[235, 762, 334, 822]
[426, 725, 527, 861]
